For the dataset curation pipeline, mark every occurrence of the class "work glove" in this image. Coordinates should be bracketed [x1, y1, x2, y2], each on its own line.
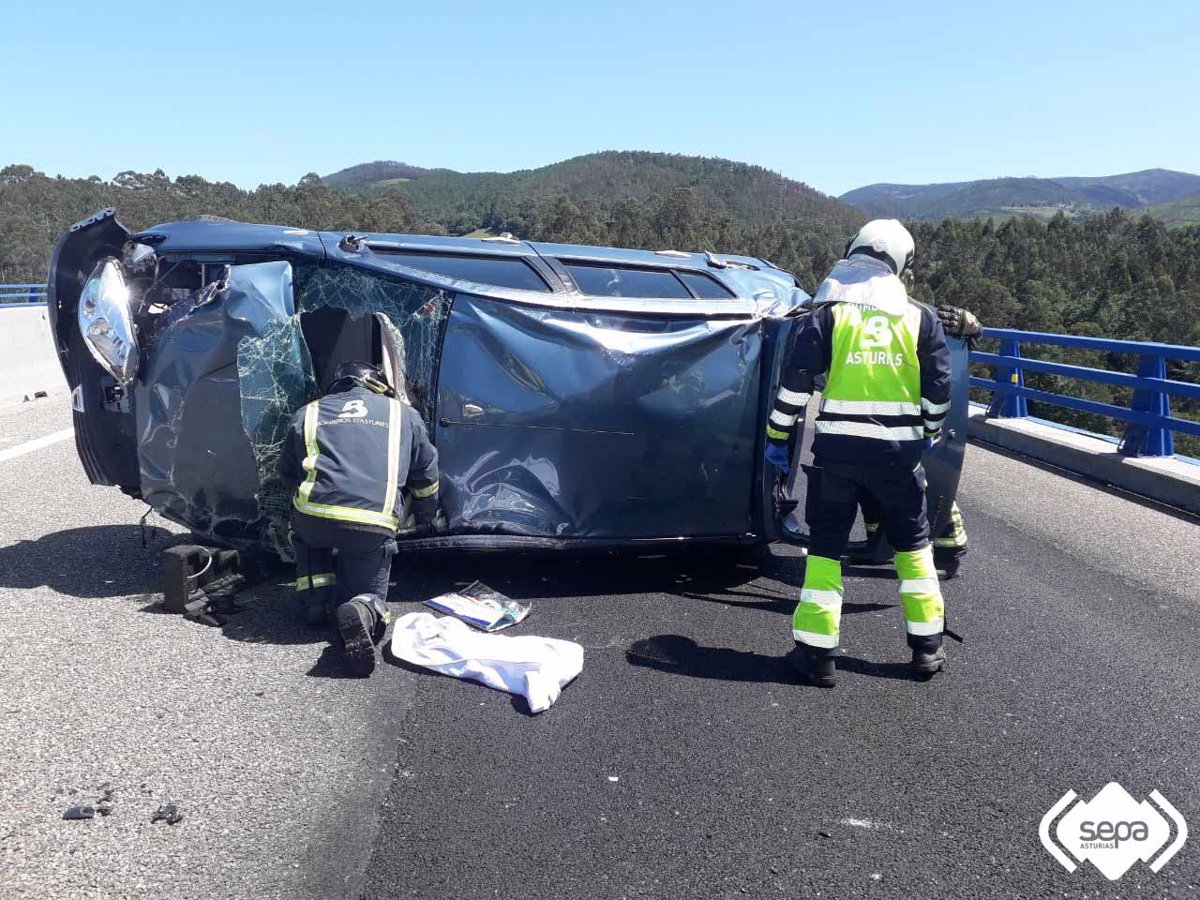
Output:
[936, 304, 982, 343]
[764, 443, 791, 475]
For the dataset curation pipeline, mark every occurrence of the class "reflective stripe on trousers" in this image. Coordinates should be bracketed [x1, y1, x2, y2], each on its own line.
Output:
[894, 546, 945, 636]
[933, 501, 968, 549]
[411, 480, 439, 499]
[295, 572, 336, 591]
[792, 555, 843, 649]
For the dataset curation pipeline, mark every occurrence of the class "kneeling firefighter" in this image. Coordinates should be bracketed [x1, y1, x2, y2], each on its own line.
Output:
[764, 219, 952, 686]
[852, 303, 981, 576]
[281, 361, 440, 674]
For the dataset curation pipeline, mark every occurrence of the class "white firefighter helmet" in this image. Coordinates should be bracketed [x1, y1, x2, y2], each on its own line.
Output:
[846, 219, 915, 276]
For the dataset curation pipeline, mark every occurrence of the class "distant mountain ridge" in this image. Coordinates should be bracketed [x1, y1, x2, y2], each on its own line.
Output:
[840, 168, 1200, 222]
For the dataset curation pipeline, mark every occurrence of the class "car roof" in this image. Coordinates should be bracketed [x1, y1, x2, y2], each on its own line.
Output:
[133, 219, 801, 299]
[138, 220, 783, 271]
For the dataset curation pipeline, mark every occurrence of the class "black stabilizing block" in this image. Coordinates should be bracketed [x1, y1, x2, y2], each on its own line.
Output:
[162, 545, 245, 625]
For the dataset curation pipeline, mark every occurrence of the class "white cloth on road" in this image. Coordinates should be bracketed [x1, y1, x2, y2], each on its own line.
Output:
[390, 612, 583, 713]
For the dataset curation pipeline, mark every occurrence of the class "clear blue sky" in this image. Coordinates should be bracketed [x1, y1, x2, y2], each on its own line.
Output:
[2, 0, 1197, 197]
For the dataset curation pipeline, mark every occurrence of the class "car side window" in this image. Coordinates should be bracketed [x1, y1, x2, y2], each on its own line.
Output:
[380, 251, 551, 292]
[561, 263, 692, 299]
[675, 271, 734, 299]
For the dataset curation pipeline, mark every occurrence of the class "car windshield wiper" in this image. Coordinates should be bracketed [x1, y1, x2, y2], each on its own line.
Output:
[705, 251, 756, 270]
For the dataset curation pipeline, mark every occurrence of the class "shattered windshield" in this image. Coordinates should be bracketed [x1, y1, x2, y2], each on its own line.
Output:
[294, 266, 452, 421]
[237, 314, 317, 549]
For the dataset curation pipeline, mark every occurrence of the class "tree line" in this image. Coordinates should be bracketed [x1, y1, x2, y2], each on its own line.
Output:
[0, 165, 423, 285]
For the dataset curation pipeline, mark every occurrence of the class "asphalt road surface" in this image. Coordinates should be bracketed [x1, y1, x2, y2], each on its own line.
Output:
[1, 395, 1197, 899]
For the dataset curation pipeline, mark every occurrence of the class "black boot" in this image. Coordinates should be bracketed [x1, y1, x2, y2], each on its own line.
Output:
[909, 635, 945, 678]
[846, 528, 891, 566]
[933, 545, 967, 579]
[336, 595, 380, 676]
[788, 644, 837, 688]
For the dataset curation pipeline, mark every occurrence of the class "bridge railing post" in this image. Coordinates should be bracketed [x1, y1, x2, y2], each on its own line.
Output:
[987, 336, 1028, 418]
[1120, 353, 1174, 457]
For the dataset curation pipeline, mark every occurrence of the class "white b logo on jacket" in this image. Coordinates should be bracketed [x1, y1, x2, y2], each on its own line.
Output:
[337, 399, 368, 419]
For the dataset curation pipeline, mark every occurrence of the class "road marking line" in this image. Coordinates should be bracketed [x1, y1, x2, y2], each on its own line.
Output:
[0, 427, 75, 464]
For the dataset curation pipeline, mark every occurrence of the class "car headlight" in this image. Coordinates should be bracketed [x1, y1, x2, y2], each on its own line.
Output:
[78, 258, 138, 384]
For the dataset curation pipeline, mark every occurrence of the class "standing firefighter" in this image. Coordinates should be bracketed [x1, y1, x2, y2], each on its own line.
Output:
[764, 220, 951, 686]
[282, 361, 440, 675]
[853, 303, 981, 577]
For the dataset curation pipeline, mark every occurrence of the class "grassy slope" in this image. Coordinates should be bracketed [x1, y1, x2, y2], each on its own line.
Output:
[1138, 193, 1200, 226]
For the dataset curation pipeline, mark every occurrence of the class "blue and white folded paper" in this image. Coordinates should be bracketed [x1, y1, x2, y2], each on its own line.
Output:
[423, 581, 530, 632]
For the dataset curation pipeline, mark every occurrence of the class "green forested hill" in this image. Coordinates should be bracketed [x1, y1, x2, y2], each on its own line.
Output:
[322, 161, 442, 191]
[324, 151, 864, 235]
[318, 151, 866, 287]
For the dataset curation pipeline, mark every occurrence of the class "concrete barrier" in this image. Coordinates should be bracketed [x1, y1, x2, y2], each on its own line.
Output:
[968, 405, 1200, 516]
[0, 305, 68, 409]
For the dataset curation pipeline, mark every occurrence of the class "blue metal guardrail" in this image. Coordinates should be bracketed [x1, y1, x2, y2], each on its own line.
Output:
[971, 328, 1200, 458]
[0, 283, 48, 304]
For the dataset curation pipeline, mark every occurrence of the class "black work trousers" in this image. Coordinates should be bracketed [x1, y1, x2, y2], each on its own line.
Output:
[805, 461, 931, 561]
[291, 513, 396, 621]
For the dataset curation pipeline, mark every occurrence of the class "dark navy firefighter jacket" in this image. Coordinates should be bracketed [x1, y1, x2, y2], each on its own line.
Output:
[282, 386, 440, 535]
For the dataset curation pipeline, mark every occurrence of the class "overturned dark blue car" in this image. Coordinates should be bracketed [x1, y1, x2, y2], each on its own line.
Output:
[46, 210, 967, 557]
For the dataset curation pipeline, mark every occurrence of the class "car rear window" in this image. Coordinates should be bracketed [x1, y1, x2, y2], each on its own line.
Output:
[380, 251, 551, 292]
[676, 271, 735, 298]
[562, 263, 691, 299]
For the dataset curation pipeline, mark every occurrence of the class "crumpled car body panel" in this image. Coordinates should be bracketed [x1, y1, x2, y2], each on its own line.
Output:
[46, 212, 966, 556]
[136, 261, 313, 548]
[436, 298, 762, 538]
